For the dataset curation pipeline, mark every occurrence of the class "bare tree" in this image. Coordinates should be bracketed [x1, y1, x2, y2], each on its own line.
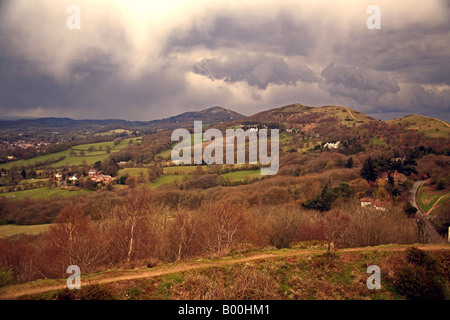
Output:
[115, 188, 153, 263]
[165, 210, 198, 262]
[43, 204, 105, 277]
[198, 202, 246, 255]
[323, 209, 350, 253]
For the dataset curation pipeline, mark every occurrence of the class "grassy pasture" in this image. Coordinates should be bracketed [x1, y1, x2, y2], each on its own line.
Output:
[222, 170, 261, 181]
[149, 175, 183, 187]
[0, 187, 91, 200]
[417, 184, 450, 213]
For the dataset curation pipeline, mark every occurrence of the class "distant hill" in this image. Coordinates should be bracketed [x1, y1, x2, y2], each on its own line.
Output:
[387, 114, 450, 138]
[248, 103, 375, 128]
[0, 117, 146, 129]
[0, 106, 245, 130]
[150, 106, 245, 127]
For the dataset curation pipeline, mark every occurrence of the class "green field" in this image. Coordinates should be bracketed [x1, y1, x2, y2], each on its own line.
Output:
[0, 187, 91, 200]
[371, 137, 388, 148]
[119, 167, 186, 187]
[0, 224, 54, 238]
[163, 166, 198, 175]
[222, 170, 261, 181]
[417, 184, 450, 213]
[18, 178, 48, 185]
[149, 175, 183, 187]
[0, 137, 141, 169]
[118, 167, 149, 178]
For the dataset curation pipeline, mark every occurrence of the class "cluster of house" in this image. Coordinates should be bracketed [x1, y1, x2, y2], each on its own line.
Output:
[54, 169, 115, 184]
[88, 169, 115, 183]
[381, 170, 407, 184]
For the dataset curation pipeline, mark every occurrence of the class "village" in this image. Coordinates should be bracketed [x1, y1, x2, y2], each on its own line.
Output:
[54, 168, 116, 186]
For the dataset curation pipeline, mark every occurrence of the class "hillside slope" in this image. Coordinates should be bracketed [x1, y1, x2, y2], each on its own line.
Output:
[249, 103, 375, 128]
[1, 243, 448, 300]
[387, 114, 450, 138]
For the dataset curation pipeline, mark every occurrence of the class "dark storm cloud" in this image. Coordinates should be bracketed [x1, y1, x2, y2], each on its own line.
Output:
[320, 62, 450, 119]
[321, 63, 400, 94]
[333, 25, 450, 85]
[319, 62, 400, 112]
[0, 1, 449, 121]
[166, 11, 316, 56]
[193, 54, 318, 90]
[0, 49, 187, 120]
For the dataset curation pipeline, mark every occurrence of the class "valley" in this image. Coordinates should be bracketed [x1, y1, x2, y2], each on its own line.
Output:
[0, 102, 449, 301]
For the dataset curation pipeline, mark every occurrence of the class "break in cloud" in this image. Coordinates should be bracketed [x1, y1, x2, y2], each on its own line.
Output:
[0, 0, 449, 121]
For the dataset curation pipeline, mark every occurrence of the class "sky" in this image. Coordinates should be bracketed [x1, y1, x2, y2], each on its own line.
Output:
[0, 0, 449, 121]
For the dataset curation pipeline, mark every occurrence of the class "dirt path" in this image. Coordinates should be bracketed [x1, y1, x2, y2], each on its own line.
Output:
[434, 118, 450, 128]
[345, 107, 357, 120]
[427, 193, 449, 214]
[1, 244, 449, 300]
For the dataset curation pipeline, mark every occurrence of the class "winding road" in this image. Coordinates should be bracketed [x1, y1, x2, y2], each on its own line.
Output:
[409, 180, 425, 214]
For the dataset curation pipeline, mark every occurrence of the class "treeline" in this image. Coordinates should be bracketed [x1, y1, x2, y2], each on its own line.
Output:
[0, 187, 423, 284]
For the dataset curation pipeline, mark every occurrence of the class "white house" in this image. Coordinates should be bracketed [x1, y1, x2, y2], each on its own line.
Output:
[360, 198, 386, 211]
[323, 141, 340, 149]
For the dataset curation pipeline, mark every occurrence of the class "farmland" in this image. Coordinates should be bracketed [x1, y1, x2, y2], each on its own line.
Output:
[1, 137, 141, 169]
[0, 187, 91, 201]
[417, 183, 450, 214]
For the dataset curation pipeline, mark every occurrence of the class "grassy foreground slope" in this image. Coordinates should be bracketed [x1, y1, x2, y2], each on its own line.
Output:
[1, 243, 448, 300]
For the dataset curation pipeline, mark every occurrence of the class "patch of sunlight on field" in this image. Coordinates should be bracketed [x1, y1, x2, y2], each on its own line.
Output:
[1, 187, 91, 200]
[150, 175, 182, 187]
[222, 170, 261, 181]
[0, 224, 54, 238]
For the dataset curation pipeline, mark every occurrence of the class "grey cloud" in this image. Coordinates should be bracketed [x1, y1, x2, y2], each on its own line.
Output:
[166, 11, 316, 56]
[334, 25, 450, 85]
[319, 63, 450, 119]
[193, 54, 318, 89]
[0, 0, 449, 122]
[321, 63, 400, 95]
[0, 49, 187, 120]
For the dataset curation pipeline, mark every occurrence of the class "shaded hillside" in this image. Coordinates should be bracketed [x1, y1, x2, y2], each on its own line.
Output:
[150, 106, 245, 128]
